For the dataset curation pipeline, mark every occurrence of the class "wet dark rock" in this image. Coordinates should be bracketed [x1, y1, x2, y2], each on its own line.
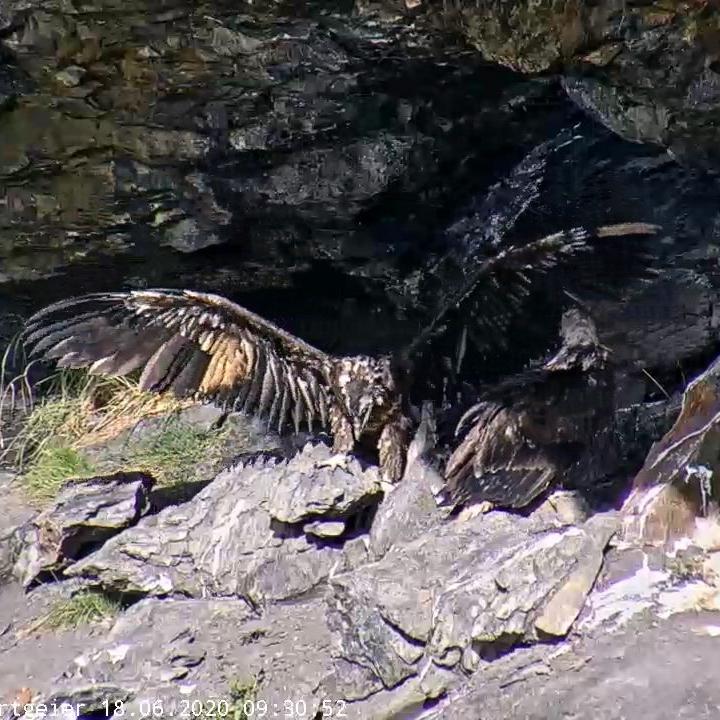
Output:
[12, 471, 154, 588]
[0, 0, 719, 380]
[0, 0, 568, 336]
[382, 0, 720, 168]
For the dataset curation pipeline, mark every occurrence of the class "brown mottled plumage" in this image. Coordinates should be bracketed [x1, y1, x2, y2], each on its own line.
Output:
[21, 289, 410, 480]
[20, 223, 659, 484]
[443, 309, 615, 510]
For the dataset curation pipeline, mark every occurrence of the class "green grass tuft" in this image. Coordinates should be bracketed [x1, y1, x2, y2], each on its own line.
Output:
[122, 418, 229, 487]
[39, 590, 121, 631]
[22, 446, 95, 501]
[201, 678, 257, 720]
[3, 368, 229, 503]
[228, 679, 257, 720]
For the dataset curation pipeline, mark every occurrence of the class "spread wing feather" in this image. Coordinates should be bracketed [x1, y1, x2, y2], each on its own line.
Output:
[443, 310, 615, 510]
[444, 402, 560, 509]
[21, 289, 333, 434]
[406, 222, 660, 358]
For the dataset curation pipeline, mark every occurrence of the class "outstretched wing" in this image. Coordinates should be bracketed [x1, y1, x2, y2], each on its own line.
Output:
[406, 222, 660, 360]
[21, 289, 332, 433]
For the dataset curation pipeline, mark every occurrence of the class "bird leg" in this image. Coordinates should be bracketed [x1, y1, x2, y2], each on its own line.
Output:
[316, 407, 355, 474]
[378, 413, 412, 484]
[316, 453, 352, 473]
[457, 501, 495, 522]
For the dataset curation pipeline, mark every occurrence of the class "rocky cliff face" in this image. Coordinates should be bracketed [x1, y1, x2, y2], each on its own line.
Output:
[384, 0, 720, 167]
[3, 2, 720, 718]
[2, 0, 720, 358]
[3, 434, 720, 719]
[0, 0, 566, 351]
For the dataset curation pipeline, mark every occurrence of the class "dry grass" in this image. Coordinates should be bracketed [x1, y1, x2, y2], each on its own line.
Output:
[0, 366, 228, 501]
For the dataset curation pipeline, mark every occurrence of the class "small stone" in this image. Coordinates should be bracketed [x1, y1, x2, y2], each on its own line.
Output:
[537, 490, 591, 526]
[304, 520, 346, 538]
[418, 662, 458, 700]
[55, 66, 86, 87]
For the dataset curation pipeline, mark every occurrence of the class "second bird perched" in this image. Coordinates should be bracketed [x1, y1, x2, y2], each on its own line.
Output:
[19, 222, 659, 498]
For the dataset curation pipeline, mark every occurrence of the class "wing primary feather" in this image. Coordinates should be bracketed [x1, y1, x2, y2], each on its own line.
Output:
[231, 379, 252, 413]
[90, 332, 166, 377]
[21, 288, 337, 442]
[404, 222, 659, 358]
[170, 348, 211, 398]
[259, 352, 278, 419]
[285, 369, 303, 434]
[307, 373, 328, 429]
[23, 293, 126, 328]
[156, 341, 194, 393]
[24, 308, 120, 348]
[276, 363, 293, 434]
[265, 355, 282, 428]
[242, 343, 267, 415]
[57, 351, 91, 369]
[297, 375, 316, 431]
[138, 334, 187, 392]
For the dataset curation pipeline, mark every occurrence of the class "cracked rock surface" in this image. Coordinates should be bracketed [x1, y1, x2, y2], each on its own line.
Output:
[65, 444, 378, 603]
[45, 597, 335, 718]
[10, 471, 154, 588]
[5, 0, 720, 716]
[2, 442, 720, 718]
[327, 510, 615, 692]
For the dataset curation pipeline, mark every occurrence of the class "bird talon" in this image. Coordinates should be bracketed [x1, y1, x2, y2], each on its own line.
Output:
[316, 453, 351, 473]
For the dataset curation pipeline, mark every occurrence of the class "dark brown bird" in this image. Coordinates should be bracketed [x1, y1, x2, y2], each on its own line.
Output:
[19, 223, 659, 483]
[443, 308, 617, 511]
[21, 290, 411, 480]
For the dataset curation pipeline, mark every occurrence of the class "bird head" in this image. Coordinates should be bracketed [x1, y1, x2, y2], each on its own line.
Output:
[335, 355, 398, 440]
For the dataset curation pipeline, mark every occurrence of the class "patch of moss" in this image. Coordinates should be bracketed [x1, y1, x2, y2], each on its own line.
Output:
[22, 445, 95, 501]
[201, 679, 257, 720]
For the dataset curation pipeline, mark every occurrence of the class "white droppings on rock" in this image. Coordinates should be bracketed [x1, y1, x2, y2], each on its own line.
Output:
[106, 643, 131, 664]
[580, 560, 669, 631]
